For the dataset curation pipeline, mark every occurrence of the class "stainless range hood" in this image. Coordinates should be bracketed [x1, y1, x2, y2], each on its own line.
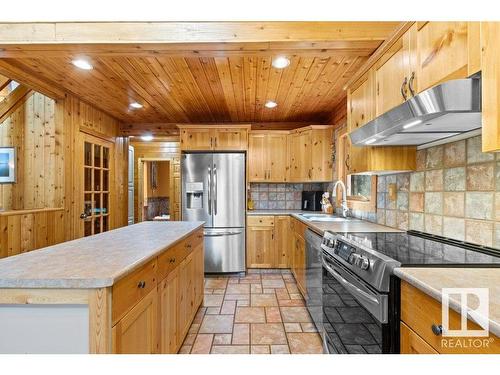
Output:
[349, 78, 482, 146]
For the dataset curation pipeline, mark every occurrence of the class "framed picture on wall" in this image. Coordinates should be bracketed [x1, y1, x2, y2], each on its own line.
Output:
[0, 147, 16, 184]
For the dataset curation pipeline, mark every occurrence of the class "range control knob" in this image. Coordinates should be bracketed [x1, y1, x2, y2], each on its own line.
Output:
[357, 256, 370, 270]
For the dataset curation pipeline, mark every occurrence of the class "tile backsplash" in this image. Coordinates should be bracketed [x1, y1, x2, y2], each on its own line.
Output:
[249, 183, 327, 210]
[370, 135, 500, 248]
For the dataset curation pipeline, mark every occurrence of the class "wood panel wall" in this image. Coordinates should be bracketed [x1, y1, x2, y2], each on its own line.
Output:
[0, 92, 63, 211]
[0, 92, 128, 259]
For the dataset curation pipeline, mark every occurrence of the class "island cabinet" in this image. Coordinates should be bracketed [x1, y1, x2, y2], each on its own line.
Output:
[290, 217, 307, 297]
[178, 125, 250, 151]
[400, 281, 500, 354]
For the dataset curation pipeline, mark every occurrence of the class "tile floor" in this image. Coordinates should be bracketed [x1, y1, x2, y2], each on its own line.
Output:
[180, 269, 324, 354]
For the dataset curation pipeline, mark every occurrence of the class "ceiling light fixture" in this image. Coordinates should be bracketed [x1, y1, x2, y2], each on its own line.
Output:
[72, 59, 93, 70]
[272, 56, 290, 69]
[365, 138, 377, 145]
[141, 134, 154, 141]
[403, 119, 423, 129]
[130, 102, 143, 109]
[265, 100, 278, 109]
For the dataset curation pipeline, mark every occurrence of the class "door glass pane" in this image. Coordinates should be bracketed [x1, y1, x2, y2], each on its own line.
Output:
[84, 219, 92, 237]
[84, 142, 92, 166]
[103, 170, 109, 191]
[84, 168, 92, 191]
[102, 216, 108, 232]
[84, 193, 92, 217]
[94, 169, 101, 191]
[94, 217, 101, 234]
[94, 145, 101, 167]
[103, 147, 109, 169]
[94, 193, 102, 215]
[102, 193, 109, 214]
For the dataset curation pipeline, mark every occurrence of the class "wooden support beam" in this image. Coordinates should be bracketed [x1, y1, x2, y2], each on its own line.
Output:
[0, 74, 11, 92]
[0, 84, 33, 123]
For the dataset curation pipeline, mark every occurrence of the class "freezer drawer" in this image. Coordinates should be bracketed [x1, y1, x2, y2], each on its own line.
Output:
[204, 228, 245, 273]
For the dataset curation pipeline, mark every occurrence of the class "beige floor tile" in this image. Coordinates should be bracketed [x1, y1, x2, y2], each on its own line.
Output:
[224, 293, 250, 301]
[203, 294, 224, 307]
[220, 300, 236, 315]
[261, 273, 283, 280]
[289, 293, 303, 300]
[285, 283, 300, 294]
[251, 283, 263, 294]
[199, 315, 234, 334]
[213, 334, 232, 345]
[281, 307, 312, 322]
[179, 345, 192, 354]
[271, 345, 290, 354]
[213, 289, 226, 294]
[228, 278, 239, 284]
[251, 323, 287, 345]
[251, 293, 278, 307]
[205, 278, 228, 289]
[287, 333, 323, 354]
[251, 345, 270, 354]
[279, 299, 305, 307]
[301, 323, 318, 332]
[226, 283, 250, 294]
[265, 307, 282, 323]
[284, 323, 302, 332]
[275, 288, 291, 300]
[191, 334, 214, 354]
[262, 278, 286, 288]
[237, 300, 250, 307]
[183, 333, 197, 345]
[204, 288, 214, 294]
[234, 307, 266, 323]
[192, 307, 206, 324]
[211, 345, 250, 354]
[232, 323, 250, 344]
[263, 288, 275, 294]
[205, 307, 221, 314]
[188, 323, 200, 334]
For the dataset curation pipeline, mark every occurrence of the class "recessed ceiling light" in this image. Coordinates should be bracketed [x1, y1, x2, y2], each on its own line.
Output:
[72, 59, 93, 70]
[265, 100, 278, 109]
[272, 56, 290, 69]
[130, 102, 143, 109]
[403, 119, 423, 129]
[141, 134, 154, 141]
[365, 138, 377, 145]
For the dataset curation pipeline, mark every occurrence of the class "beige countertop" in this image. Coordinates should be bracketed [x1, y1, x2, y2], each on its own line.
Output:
[247, 210, 402, 234]
[0, 221, 204, 289]
[394, 267, 500, 337]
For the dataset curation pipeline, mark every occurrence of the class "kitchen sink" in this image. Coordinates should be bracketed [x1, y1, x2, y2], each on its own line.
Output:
[298, 213, 359, 222]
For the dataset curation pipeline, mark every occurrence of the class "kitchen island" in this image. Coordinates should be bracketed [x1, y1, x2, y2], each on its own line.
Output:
[0, 221, 205, 354]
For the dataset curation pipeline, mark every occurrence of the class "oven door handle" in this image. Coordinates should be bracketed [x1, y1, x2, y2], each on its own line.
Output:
[322, 259, 379, 306]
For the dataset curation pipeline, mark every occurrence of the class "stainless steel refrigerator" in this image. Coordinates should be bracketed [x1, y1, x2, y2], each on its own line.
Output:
[181, 153, 246, 273]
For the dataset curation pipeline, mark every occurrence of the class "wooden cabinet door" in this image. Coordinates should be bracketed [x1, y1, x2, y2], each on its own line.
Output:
[295, 234, 306, 296]
[268, 133, 288, 182]
[180, 128, 214, 151]
[193, 243, 204, 308]
[247, 226, 275, 268]
[112, 289, 158, 354]
[274, 216, 291, 268]
[248, 133, 267, 181]
[374, 37, 409, 116]
[159, 268, 179, 354]
[289, 131, 311, 182]
[400, 322, 438, 354]
[310, 128, 333, 182]
[348, 74, 374, 132]
[177, 253, 194, 341]
[215, 128, 248, 150]
[416, 22, 468, 92]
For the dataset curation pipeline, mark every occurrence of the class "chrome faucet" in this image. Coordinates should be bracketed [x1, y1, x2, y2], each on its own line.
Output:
[332, 180, 349, 217]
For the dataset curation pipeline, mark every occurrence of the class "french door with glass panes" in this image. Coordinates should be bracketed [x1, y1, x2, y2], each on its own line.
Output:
[81, 135, 113, 237]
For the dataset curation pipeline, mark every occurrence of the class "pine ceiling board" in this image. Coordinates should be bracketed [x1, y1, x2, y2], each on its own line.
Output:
[227, 57, 247, 122]
[242, 57, 258, 123]
[262, 57, 284, 122]
[214, 57, 239, 122]
[271, 56, 303, 121]
[199, 57, 233, 122]
[254, 56, 272, 122]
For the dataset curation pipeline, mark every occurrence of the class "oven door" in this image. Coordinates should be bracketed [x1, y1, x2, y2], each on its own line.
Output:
[322, 253, 389, 354]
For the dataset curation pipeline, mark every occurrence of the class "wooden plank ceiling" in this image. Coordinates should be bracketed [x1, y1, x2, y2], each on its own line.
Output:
[0, 22, 402, 127]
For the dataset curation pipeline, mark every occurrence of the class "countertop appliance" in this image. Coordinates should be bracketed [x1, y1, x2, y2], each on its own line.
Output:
[301, 191, 323, 211]
[182, 153, 246, 273]
[349, 78, 481, 146]
[318, 230, 500, 354]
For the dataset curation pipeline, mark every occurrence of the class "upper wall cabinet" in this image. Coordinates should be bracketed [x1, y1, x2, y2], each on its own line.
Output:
[248, 131, 288, 182]
[178, 125, 250, 151]
[347, 72, 375, 133]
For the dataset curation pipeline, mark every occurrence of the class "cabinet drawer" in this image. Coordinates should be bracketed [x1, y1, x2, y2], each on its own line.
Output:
[112, 258, 158, 325]
[247, 216, 274, 227]
[400, 322, 438, 354]
[157, 243, 183, 280]
[400, 281, 499, 354]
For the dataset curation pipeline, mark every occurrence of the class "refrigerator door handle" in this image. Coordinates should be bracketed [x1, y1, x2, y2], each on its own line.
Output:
[213, 163, 218, 215]
[207, 166, 212, 215]
[204, 230, 242, 237]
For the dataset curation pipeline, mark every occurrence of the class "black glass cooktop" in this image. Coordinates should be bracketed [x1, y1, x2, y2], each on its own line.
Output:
[339, 230, 500, 267]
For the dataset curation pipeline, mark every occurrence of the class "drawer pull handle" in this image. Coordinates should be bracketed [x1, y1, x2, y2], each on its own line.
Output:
[431, 324, 443, 336]
[186, 244, 192, 248]
[169, 258, 176, 263]
[137, 281, 146, 289]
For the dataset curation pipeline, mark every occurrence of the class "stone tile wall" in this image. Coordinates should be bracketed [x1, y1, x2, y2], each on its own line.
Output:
[372, 135, 500, 248]
[249, 183, 327, 210]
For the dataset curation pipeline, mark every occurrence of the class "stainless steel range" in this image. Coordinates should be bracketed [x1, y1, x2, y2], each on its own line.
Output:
[307, 229, 500, 354]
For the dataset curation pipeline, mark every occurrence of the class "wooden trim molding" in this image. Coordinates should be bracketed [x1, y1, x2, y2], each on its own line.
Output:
[0, 207, 64, 216]
[88, 288, 112, 354]
[0, 84, 33, 123]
